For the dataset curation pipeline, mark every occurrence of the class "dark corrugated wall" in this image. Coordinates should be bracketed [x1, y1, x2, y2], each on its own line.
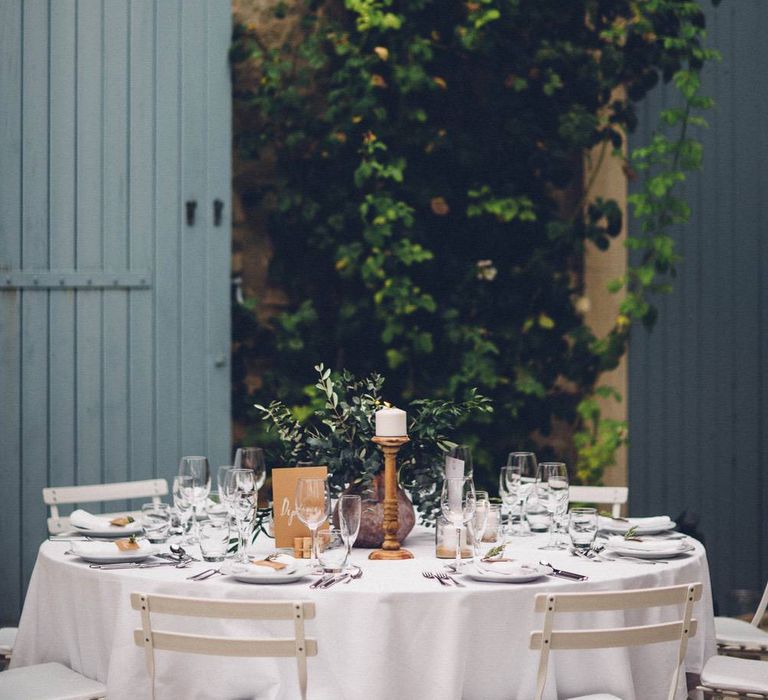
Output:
[629, 0, 768, 615]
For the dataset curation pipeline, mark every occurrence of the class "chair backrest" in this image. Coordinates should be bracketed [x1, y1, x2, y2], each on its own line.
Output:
[43, 479, 168, 534]
[530, 583, 702, 700]
[569, 485, 628, 518]
[131, 593, 317, 700]
[751, 581, 768, 628]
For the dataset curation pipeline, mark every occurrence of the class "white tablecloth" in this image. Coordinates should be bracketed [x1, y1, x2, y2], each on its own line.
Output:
[12, 527, 716, 700]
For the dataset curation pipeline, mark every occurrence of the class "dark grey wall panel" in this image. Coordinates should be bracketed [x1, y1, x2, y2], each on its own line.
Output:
[629, 1, 768, 615]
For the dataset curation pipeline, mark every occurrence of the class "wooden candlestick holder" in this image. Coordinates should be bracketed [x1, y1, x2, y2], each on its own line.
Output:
[369, 435, 414, 560]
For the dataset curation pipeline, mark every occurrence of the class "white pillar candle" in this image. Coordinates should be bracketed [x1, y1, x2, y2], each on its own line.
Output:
[375, 407, 408, 436]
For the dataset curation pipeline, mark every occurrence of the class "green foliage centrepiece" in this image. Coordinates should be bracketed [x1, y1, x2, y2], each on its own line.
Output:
[232, 0, 719, 489]
[256, 364, 492, 523]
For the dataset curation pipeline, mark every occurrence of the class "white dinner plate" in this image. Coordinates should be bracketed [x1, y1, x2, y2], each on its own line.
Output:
[71, 540, 157, 563]
[463, 562, 552, 583]
[606, 542, 695, 560]
[222, 555, 311, 584]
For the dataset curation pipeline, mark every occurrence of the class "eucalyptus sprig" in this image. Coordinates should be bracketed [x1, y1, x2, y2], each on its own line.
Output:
[255, 364, 492, 524]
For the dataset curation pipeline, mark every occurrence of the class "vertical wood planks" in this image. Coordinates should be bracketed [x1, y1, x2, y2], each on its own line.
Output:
[0, 0, 24, 622]
[20, 0, 50, 582]
[102, 0, 130, 511]
[129, 0, 155, 487]
[206, 1, 232, 468]
[75, 0, 104, 489]
[180, 0, 208, 457]
[48, 0, 78, 522]
[629, 0, 767, 614]
[154, 0, 182, 478]
[0, 0, 232, 624]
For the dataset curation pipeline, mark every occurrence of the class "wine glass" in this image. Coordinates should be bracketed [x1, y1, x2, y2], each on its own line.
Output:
[499, 466, 518, 537]
[224, 468, 257, 565]
[540, 462, 569, 550]
[339, 495, 362, 569]
[178, 456, 211, 542]
[506, 452, 538, 536]
[234, 447, 267, 490]
[295, 478, 331, 570]
[172, 475, 195, 545]
[440, 476, 476, 572]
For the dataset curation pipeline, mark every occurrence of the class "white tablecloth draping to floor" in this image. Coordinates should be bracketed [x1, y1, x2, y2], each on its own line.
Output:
[12, 527, 716, 700]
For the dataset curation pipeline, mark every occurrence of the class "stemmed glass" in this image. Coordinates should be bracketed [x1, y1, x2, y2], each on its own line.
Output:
[499, 466, 518, 537]
[295, 478, 331, 570]
[224, 468, 257, 565]
[540, 462, 569, 550]
[172, 475, 195, 544]
[339, 495, 362, 569]
[440, 476, 477, 573]
[234, 447, 267, 490]
[506, 452, 537, 536]
[178, 456, 211, 543]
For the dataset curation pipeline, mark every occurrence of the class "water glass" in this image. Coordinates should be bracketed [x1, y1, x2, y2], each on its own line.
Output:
[295, 477, 331, 569]
[506, 452, 538, 536]
[199, 520, 230, 562]
[172, 475, 195, 544]
[569, 507, 598, 550]
[317, 528, 348, 572]
[206, 492, 229, 523]
[483, 504, 502, 542]
[140, 502, 172, 543]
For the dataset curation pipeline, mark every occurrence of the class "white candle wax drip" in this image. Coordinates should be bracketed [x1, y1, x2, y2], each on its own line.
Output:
[375, 407, 408, 437]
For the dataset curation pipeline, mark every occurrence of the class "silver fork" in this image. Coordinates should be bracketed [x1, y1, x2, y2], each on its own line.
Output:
[422, 571, 449, 586]
[435, 570, 465, 588]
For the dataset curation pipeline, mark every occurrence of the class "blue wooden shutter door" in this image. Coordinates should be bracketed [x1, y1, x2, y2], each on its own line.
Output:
[0, 0, 231, 624]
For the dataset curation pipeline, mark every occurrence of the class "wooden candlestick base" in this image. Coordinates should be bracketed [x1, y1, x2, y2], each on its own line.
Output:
[369, 436, 414, 560]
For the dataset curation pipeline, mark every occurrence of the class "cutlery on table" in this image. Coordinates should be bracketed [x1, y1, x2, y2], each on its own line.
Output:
[435, 570, 465, 588]
[310, 574, 334, 589]
[343, 565, 363, 584]
[88, 560, 190, 570]
[187, 568, 224, 581]
[320, 574, 350, 588]
[422, 571, 449, 586]
[539, 561, 588, 581]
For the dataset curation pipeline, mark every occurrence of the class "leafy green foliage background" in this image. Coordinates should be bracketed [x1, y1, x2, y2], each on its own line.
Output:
[231, 0, 718, 491]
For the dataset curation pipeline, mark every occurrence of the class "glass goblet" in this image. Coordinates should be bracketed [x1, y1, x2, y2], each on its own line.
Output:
[295, 477, 330, 570]
[339, 495, 362, 568]
[440, 476, 476, 572]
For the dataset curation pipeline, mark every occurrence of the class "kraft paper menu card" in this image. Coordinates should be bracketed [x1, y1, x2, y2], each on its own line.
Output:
[272, 466, 328, 548]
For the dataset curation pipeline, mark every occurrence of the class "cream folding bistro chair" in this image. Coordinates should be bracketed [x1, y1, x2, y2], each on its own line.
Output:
[569, 485, 628, 518]
[0, 661, 106, 699]
[43, 478, 168, 534]
[131, 593, 318, 700]
[0, 627, 17, 666]
[696, 654, 768, 699]
[529, 582, 702, 700]
[713, 581, 768, 660]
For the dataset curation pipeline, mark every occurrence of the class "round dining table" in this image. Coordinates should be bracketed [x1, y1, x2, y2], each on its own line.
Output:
[12, 526, 716, 700]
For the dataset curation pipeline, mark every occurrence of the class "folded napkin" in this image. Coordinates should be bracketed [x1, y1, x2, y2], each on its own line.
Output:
[70, 509, 117, 530]
[606, 536, 686, 552]
[599, 515, 673, 532]
[71, 540, 152, 556]
[248, 554, 296, 574]
[477, 560, 540, 576]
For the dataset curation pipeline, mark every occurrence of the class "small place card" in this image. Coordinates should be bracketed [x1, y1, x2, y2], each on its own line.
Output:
[272, 466, 328, 548]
